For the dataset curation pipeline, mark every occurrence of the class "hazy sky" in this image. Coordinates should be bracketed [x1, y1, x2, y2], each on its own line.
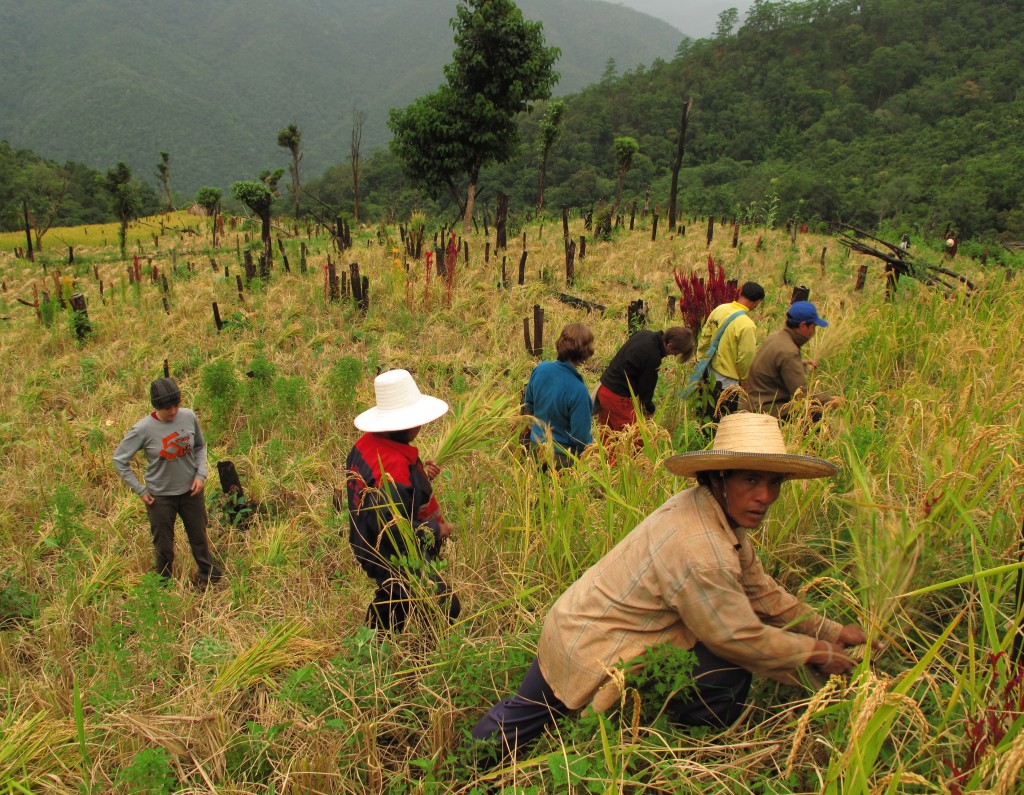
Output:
[611, 0, 756, 39]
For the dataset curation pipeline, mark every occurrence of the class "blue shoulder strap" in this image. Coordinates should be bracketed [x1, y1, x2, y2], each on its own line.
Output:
[679, 310, 745, 399]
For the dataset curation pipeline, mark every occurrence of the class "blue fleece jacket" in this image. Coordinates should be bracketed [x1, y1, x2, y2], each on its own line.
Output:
[523, 359, 593, 455]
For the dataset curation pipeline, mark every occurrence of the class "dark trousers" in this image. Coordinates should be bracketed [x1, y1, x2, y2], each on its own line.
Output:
[471, 644, 752, 761]
[146, 491, 220, 582]
[368, 570, 461, 633]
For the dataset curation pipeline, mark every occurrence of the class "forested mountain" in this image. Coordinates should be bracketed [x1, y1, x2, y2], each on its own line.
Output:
[309, 0, 1024, 240]
[484, 0, 1024, 239]
[0, 0, 682, 194]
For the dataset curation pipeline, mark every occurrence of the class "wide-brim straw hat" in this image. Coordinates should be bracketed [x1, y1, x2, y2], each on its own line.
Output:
[353, 369, 449, 432]
[665, 412, 837, 479]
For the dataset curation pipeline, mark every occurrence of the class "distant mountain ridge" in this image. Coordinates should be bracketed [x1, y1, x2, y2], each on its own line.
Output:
[0, 0, 683, 194]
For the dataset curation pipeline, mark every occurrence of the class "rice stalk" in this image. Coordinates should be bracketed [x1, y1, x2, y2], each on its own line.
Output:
[427, 378, 521, 467]
[208, 620, 313, 695]
[0, 710, 73, 789]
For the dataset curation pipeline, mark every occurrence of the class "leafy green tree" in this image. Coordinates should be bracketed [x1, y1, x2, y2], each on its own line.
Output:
[231, 179, 275, 258]
[389, 0, 559, 234]
[612, 136, 639, 212]
[155, 151, 173, 212]
[276, 123, 303, 218]
[715, 8, 739, 39]
[537, 99, 566, 209]
[194, 186, 222, 245]
[100, 161, 139, 259]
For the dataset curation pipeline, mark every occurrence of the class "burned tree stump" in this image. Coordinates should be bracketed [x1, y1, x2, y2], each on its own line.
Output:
[565, 239, 576, 286]
[216, 460, 255, 531]
[532, 304, 544, 357]
[69, 293, 91, 340]
[855, 264, 868, 291]
[495, 193, 509, 250]
[213, 301, 223, 331]
[706, 217, 714, 247]
[518, 251, 527, 286]
[791, 285, 810, 304]
[627, 299, 648, 335]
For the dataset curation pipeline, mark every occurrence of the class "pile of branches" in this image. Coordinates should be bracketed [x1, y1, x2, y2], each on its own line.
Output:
[836, 225, 975, 294]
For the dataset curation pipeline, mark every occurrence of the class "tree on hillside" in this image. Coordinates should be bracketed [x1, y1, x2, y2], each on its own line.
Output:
[389, 0, 559, 234]
[668, 97, 694, 231]
[613, 136, 639, 213]
[194, 186, 222, 246]
[155, 151, 173, 212]
[351, 107, 366, 224]
[232, 170, 282, 262]
[14, 161, 71, 252]
[277, 124, 303, 218]
[100, 162, 139, 259]
[537, 99, 566, 210]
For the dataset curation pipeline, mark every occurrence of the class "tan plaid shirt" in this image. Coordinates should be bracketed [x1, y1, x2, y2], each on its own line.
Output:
[537, 485, 843, 712]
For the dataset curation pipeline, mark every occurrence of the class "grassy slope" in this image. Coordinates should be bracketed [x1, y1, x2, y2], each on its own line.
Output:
[0, 214, 1022, 793]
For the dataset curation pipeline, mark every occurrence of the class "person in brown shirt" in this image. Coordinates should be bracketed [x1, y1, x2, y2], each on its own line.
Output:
[471, 412, 872, 761]
[743, 301, 838, 421]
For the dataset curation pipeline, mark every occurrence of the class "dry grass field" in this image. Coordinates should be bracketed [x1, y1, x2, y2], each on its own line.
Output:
[1, 210, 1022, 793]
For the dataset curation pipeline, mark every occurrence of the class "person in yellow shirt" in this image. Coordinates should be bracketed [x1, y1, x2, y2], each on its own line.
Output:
[694, 281, 764, 417]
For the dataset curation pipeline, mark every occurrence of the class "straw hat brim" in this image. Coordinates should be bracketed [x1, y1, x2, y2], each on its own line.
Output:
[665, 450, 838, 479]
[353, 394, 449, 432]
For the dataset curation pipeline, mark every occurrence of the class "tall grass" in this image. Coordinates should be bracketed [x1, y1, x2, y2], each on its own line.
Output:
[0, 211, 1021, 792]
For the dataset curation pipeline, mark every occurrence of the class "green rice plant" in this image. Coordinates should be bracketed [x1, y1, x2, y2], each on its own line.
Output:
[209, 620, 311, 696]
[427, 377, 522, 466]
[0, 711, 72, 790]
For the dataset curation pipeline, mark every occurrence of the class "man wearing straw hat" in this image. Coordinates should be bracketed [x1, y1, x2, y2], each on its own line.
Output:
[471, 412, 871, 760]
[345, 369, 460, 632]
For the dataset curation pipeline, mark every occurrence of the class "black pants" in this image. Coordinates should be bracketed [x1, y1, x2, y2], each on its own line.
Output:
[367, 570, 461, 632]
[472, 643, 751, 762]
[146, 491, 220, 582]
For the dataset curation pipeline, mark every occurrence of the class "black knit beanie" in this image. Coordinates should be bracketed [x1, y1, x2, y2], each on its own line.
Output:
[150, 377, 181, 409]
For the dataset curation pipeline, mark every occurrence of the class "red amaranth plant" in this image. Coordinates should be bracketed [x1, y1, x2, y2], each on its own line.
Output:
[673, 254, 737, 336]
[945, 651, 1024, 794]
[423, 251, 433, 310]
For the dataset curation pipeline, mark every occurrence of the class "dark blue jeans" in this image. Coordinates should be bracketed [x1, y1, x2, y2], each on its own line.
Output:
[471, 643, 752, 761]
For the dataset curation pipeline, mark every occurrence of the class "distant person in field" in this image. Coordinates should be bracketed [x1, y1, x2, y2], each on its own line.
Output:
[596, 326, 695, 431]
[113, 378, 222, 587]
[344, 369, 460, 633]
[471, 412, 873, 762]
[694, 281, 765, 418]
[522, 323, 595, 469]
[743, 301, 839, 422]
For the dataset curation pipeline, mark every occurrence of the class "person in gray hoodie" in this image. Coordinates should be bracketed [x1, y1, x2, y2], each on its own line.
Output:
[113, 378, 222, 586]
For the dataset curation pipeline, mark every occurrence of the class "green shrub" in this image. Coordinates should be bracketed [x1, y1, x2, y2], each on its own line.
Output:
[115, 747, 178, 794]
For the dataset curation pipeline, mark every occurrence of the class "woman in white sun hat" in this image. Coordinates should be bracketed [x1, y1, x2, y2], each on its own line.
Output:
[344, 369, 460, 632]
[472, 412, 877, 761]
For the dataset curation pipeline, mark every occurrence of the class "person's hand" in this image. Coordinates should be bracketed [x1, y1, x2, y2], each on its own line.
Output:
[438, 520, 454, 542]
[807, 641, 857, 675]
[803, 359, 819, 371]
[424, 460, 441, 481]
[837, 623, 885, 653]
[189, 476, 206, 496]
[140, 491, 155, 506]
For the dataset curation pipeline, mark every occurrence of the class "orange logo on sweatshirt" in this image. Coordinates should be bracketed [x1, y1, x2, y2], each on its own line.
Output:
[159, 431, 192, 460]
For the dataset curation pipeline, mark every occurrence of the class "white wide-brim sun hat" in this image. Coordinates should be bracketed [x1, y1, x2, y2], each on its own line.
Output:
[353, 369, 449, 432]
[665, 412, 837, 480]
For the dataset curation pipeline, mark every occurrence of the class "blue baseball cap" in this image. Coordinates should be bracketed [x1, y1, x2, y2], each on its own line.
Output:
[787, 301, 828, 327]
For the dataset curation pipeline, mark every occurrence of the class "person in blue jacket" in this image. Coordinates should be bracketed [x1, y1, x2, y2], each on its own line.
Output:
[523, 323, 595, 468]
